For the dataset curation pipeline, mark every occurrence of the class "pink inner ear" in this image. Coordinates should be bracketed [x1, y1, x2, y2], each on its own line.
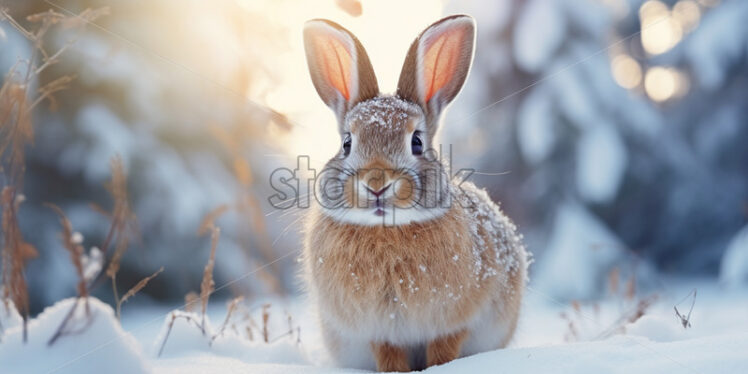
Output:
[314, 36, 352, 101]
[421, 27, 466, 104]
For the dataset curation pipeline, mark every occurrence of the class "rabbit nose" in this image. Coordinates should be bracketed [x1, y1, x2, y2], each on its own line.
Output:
[366, 184, 391, 198]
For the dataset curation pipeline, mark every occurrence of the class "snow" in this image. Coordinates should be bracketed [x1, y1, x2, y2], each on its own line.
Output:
[427, 332, 748, 374]
[345, 96, 420, 131]
[683, 0, 748, 90]
[534, 201, 625, 300]
[153, 310, 306, 364]
[720, 224, 748, 288]
[0, 298, 149, 374]
[513, 0, 566, 73]
[0, 300, 23, 340]
[576, 122, 628, 203]
[517, 88, 555, 164]
[2, 279, 748, 373]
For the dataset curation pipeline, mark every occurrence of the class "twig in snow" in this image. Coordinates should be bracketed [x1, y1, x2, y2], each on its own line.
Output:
[117, 267, 164, 319]
[596, 294, 658, 339]
[157, 311, 203, 357]
[262, 303, 270, 343]
[47, 297, 96, 346]
[200, 226, 220, 335]
[210, 296, 243, 345]
[674, 288, 697, 329]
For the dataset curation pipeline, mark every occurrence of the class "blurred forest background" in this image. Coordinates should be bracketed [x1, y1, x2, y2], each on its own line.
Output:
[1, 0, 746, 314]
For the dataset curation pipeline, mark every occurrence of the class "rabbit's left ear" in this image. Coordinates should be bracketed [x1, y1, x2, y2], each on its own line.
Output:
[304, 19, 379, 124]
[397, 15, 475, 121]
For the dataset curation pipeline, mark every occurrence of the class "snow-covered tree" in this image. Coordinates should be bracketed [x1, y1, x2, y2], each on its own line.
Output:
[444, 0, 747, 298]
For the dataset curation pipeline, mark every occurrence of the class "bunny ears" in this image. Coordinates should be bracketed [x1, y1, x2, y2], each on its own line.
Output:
[303, 19, 379, 122]
[397, 15, 476, 119]
[303, 15, 476, 125]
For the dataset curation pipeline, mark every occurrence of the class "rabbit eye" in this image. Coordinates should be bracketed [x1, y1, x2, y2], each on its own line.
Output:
[342, 133, 352, 156]
[411, 131, 423, 155]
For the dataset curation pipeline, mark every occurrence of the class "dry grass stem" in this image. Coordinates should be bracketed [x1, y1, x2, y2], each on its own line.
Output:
[46, 204, 88, 300]
[596, 294, 659, 339]
[184, 291, 199, 313]
[210, 296, 243, 345]
[209, 122, 285, 295]
[101, 156, 139, 314]
[1, 7, 106, 343]
[200, 226, 220, 334]
[674, 288, 697, 329]
[157, 311, 203, 358]
[197, 204, 229, 236]
[0, 188, 37, 342]
[262, 303, 270, 343]
[117, 267, 164, 319]
[47, 297, 95, 346]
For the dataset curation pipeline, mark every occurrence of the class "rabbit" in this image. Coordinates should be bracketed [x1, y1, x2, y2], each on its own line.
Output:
[301, 15, 529, 372]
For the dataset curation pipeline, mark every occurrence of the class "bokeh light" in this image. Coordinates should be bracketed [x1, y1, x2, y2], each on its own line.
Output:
[644, 66, 686, 102]
[639, 0, 682, 55]
[611, 54, 643, 89]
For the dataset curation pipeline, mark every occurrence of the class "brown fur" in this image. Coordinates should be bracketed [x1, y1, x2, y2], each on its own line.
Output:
[307, 203, 481, 331]
[427, 329, 468, 367]
[371, 342, 410, 372]
[304, 182, 526, 369]
[302, 15, 527, 371]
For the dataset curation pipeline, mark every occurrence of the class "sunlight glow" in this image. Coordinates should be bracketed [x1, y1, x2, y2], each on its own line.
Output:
[234, 0, 444, 164]
[639, 0, 682, 55]
[611, 54, 642, 89]
[644, 66, 687, 102]
[673, 0, 701, 32]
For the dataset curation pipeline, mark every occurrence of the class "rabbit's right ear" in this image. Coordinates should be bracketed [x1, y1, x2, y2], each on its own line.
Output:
[397, 15, 475, 124]
[304, 19, 379, 123]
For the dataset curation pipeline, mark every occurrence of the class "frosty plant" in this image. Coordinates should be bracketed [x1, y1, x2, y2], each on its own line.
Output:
[157, 214, 301, 357]
[0, 5, 164, 347]
[0, 6, 107, 343]
[46, 156, 160, 345]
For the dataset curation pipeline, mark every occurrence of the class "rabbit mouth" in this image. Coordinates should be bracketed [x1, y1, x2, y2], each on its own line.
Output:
[373, 197, 386, 216]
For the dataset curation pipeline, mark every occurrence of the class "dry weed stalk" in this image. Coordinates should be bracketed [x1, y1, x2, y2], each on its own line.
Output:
[261, 303, 270, 343]
[157, 311, 203, 357]
[1, 10, 37, 344]
[197, 204, 229, 236]
[674, 288, 696, 329]
[269, 310, 300, 344]
[184, 291, 199, 313]
[596, 294, 658, 339]
[209, 123, 284, 295]
[100, 156, 139, 319]
[209, 296, 243, 345]
[561, 266, 656, 342]
[46, 296, 95, 346]
[0, 6, 106, 343]
[0, 189, 36, 342]
[44, 203, 91, 345]
[46, 204, 88, 300]
[117, 266, 164, 319]
[200, 226, 220, 334]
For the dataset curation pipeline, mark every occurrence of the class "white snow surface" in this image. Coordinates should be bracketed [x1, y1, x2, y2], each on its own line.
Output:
[720, 224, 748, 288]
[2, 279, 747, 373]
[0, 298, 149, 374]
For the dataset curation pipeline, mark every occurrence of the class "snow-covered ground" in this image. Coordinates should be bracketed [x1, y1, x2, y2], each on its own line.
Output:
[1, 278, 746, 373]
